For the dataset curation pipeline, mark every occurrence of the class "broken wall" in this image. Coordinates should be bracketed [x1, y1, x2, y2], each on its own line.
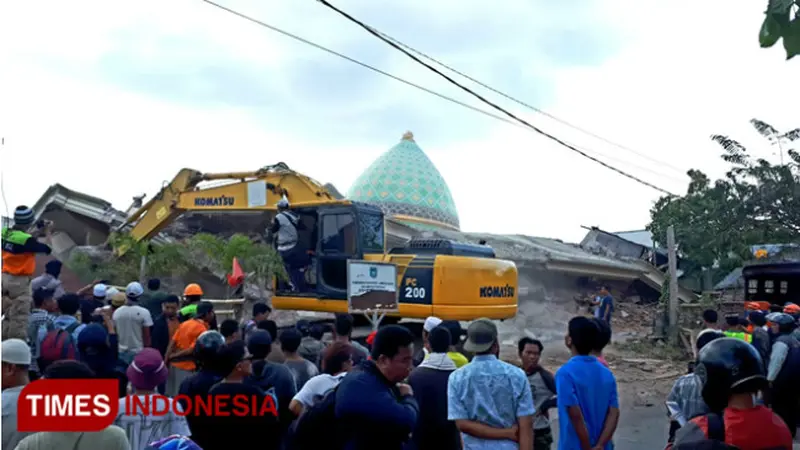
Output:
[498, 264, 592, 346]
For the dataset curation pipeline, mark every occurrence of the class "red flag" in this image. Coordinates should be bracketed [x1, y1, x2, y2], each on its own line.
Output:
[227, 257, 245, 287]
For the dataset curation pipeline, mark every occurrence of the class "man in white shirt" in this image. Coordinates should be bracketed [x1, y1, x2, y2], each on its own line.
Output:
[115, 349, 190, 450]
[113, 282, 154, 364]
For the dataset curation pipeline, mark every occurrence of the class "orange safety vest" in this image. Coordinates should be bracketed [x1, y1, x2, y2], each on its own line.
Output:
[1, 228, 36, 276]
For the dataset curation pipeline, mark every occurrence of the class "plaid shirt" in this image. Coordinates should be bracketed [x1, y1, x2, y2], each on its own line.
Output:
[667, 373, 709, 421]
[27, 309, 56, 374]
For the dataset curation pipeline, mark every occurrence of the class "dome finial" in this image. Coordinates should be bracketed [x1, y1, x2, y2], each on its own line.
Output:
[401, 131, 414, 141]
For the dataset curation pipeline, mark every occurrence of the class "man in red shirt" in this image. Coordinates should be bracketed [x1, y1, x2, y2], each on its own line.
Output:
[671, 338, 793, 450]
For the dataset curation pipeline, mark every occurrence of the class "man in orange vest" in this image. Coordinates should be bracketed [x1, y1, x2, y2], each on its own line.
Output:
[1, 206, 53, 339]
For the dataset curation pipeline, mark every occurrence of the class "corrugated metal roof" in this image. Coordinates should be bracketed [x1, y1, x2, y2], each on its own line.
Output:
[714, 267, 743, 290]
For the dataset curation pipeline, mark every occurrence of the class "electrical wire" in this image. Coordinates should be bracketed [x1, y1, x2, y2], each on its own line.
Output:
[316, 0, 677, 196]
[199, 0, 521, 128]
[365, 25, 689, 177]
[200, 0, 678, 195]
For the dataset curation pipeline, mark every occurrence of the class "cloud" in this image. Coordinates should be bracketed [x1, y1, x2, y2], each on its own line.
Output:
[0, 0, 795, 243]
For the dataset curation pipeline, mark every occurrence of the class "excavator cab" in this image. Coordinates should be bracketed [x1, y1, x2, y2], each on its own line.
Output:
[277, 202, 384, 299]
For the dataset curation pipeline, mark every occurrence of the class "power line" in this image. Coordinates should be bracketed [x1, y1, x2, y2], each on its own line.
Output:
[199, 0, 521, 128]
[199, 0, 679, 195]
[315, 0, 676, 196]
[367, 26, 689, 177]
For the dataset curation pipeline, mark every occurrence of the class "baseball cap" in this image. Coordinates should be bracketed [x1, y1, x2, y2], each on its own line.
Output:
[463, 318, 498, 353]
[423, 316, 443, 333]
[126, 281, 144, 298]
[110, 292, 127, 307]
[2, 339, 32, 365]
[93, 283, 108, 298]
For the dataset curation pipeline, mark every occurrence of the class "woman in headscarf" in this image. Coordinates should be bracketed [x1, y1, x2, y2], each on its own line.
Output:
[78, 320, 129, 398]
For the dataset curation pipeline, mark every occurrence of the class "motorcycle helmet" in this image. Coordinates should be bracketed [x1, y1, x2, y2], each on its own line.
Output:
[770, 312, 797, 333]
[194, 330, 225, 369]
[694, 337, 766, 412]
[146, 435, 202, 450]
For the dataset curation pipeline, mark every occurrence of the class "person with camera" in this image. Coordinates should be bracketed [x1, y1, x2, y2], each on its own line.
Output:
[2, 206, 53, 340]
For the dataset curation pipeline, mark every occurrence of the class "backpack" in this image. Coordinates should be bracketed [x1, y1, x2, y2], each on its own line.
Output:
[28, 320, 56, 362]
[39, 322, 81, 365]
[672, 413, 739, 450]
[287, 386, 342, 450]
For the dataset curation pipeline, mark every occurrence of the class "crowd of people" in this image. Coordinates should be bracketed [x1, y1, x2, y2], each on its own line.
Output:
[665, 304, 800, 449]
[1, 269, 621, 450]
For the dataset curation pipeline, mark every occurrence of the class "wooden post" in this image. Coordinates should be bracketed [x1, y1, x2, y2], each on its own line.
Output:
[139, 254, 147, 284]
[667, 225, 680, 345]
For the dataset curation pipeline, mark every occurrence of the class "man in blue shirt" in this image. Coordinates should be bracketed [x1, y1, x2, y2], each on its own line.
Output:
[448, 318, 534, 450]
[556, 316, 619, 450]
[593, 286, 614, 331]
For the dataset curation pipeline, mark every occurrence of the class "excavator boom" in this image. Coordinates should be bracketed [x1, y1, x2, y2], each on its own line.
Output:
[119, 163, 342, 249]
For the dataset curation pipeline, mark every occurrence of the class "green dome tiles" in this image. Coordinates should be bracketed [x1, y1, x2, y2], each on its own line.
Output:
[347, 132, 460, 230]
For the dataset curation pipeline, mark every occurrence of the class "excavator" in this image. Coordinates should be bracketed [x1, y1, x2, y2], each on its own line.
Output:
[119, 163, 518, 321]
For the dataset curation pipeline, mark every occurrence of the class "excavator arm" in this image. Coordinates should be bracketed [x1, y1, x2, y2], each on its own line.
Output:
[117, 163, 343, 252]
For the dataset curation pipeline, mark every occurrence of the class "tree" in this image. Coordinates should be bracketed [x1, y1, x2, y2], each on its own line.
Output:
[69, 233, 193, 284]
[69, 232, 287, 298]
[187, 233, 287, 299]
[647, 119, 800, 284]
[759, 0, 800, 60]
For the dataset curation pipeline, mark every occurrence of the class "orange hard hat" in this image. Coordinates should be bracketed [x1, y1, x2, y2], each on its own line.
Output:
[745, 302, 761, 311]
[184, 283, 204, 296]
[784, 303, 800, 314]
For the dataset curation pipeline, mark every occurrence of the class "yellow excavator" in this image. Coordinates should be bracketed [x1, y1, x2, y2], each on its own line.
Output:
[120, 163, 518, 321]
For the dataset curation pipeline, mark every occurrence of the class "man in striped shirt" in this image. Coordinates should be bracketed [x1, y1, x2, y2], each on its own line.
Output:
[27, 287, 57, 380]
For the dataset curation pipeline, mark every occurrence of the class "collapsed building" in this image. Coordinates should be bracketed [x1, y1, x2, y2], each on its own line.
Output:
[7, 131, 697, 340]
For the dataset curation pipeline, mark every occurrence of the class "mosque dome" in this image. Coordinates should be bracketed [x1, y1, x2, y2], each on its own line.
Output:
[347, 131, 460, 230]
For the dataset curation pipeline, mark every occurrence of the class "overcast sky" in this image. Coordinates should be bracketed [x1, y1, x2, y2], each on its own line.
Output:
[0, 0, 796, 243]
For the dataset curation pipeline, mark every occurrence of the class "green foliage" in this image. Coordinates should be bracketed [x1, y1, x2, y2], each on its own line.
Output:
[187, 233, 287, 286]
[660, 273, 671, 306]
[759, 0, 800, 59]
[73, 232, 287, 290]
[648, 119, 800, 284]
[69, 233, 192, 284]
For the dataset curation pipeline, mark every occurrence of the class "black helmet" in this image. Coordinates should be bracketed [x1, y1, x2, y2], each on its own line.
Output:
[695, 337, 766, 412]
[194, 330, 225, 366]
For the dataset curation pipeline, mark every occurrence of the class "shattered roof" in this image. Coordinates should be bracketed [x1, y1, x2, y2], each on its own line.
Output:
[421, 228, 643, 275]
[32, 183, 127, 225]
[613, 229, 657, 248]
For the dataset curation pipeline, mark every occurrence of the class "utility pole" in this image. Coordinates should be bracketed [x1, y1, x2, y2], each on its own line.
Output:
[667, 225, 680, 345]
